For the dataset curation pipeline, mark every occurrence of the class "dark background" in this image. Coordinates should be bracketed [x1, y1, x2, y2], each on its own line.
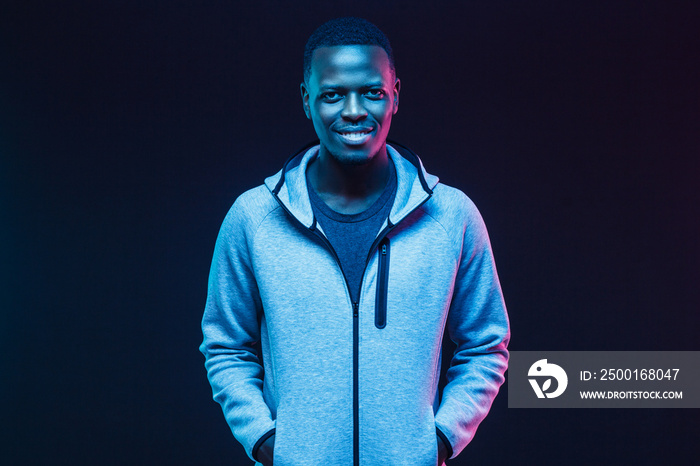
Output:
[2, 1, 698, 464]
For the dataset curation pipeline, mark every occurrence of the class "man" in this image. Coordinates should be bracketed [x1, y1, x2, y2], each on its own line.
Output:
[200, 17, 509, 466]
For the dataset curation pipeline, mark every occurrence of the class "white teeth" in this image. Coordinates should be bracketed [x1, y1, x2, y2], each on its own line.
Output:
[340, 131, 369, 141]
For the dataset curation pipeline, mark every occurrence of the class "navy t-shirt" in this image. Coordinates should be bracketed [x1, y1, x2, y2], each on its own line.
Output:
[307, 161, 397, 304]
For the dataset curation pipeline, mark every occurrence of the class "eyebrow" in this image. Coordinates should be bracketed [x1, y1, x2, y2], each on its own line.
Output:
[319, 82, 386, 91]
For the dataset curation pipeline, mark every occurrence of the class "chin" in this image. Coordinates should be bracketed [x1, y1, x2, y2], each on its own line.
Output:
[324, 139, 385, 166]
[328, 149, 376, 166]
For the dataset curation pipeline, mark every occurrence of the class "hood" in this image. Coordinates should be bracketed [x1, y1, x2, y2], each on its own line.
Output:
[264, 141, 440, 229]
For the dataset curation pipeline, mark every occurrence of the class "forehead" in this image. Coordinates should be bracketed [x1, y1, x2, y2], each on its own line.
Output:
[308, 45, 393, 86]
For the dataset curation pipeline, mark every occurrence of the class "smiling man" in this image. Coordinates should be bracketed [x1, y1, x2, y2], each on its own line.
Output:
[200, 17, 510, 466]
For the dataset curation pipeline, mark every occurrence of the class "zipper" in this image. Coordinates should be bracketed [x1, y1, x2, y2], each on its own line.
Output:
[306, 224, 361, 466]
[374, 238, 390, 329]
[352, 301, 359, 466]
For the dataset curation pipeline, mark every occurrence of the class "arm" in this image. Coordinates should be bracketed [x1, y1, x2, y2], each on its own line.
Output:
[434, 196, 510, 459]
[256, 433, 275, 466]
[199, 197, 276, 462]
[437, 434, 449, 465]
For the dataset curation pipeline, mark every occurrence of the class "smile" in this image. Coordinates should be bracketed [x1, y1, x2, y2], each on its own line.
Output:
[336, 128, 373, 145]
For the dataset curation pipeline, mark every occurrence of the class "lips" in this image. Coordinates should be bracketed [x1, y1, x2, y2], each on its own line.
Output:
[335, 127, 373, 145]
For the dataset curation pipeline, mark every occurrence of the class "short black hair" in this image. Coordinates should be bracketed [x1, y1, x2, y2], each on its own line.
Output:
[303, 17, 395, 82]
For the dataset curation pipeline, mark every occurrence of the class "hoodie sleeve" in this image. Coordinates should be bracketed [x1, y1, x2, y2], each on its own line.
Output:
[199, 193, 276, 462]
[434, 193, 510, 459]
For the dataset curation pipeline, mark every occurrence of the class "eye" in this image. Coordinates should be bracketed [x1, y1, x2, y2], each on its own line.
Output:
[365, 89, 385, 100]
[321, 92, 342, 103]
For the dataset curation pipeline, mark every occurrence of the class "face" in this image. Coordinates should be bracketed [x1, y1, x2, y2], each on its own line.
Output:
[301, 45, 400, 165]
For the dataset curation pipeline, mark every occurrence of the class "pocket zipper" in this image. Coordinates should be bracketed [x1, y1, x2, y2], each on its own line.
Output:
[375, 238, 390, 329]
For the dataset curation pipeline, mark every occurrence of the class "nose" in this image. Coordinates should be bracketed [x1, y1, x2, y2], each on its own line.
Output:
[341, 92, 368, 122]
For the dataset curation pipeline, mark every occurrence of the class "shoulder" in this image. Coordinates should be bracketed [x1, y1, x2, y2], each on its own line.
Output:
[424, 183, 485, 231]
[419, 182, 493, 255]
[218, 184, 281, 242]
[419, 183, 497, 265]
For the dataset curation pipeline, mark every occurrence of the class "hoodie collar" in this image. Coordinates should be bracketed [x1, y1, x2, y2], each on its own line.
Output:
[265, 143, 439, 229]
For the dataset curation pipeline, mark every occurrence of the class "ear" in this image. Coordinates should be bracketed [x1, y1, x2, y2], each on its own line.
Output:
[392, 78, 401, 115]
[300, 82, 311, 119]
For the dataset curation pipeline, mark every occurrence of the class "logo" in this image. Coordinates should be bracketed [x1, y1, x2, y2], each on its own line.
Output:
[528, 359, 568, 398]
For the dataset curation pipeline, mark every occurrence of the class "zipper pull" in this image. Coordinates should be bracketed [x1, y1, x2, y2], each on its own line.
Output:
[381, 244, 387, 255]
[353, 302, 359, 317]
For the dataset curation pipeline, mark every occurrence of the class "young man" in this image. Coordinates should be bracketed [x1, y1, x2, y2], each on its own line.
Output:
[200, 17, 510, 466]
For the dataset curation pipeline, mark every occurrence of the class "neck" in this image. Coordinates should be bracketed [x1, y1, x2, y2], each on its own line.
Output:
[307, 145, 391, 214]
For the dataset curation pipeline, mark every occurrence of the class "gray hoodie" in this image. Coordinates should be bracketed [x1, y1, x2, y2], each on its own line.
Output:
[200, 144, 510, 465]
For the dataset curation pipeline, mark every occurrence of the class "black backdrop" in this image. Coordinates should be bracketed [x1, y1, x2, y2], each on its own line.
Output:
[2, 1, 699, 465]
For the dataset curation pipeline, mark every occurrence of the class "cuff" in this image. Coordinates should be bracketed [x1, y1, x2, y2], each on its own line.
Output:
[252, 428, 276, 462]
[436, 427, 454, 460]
